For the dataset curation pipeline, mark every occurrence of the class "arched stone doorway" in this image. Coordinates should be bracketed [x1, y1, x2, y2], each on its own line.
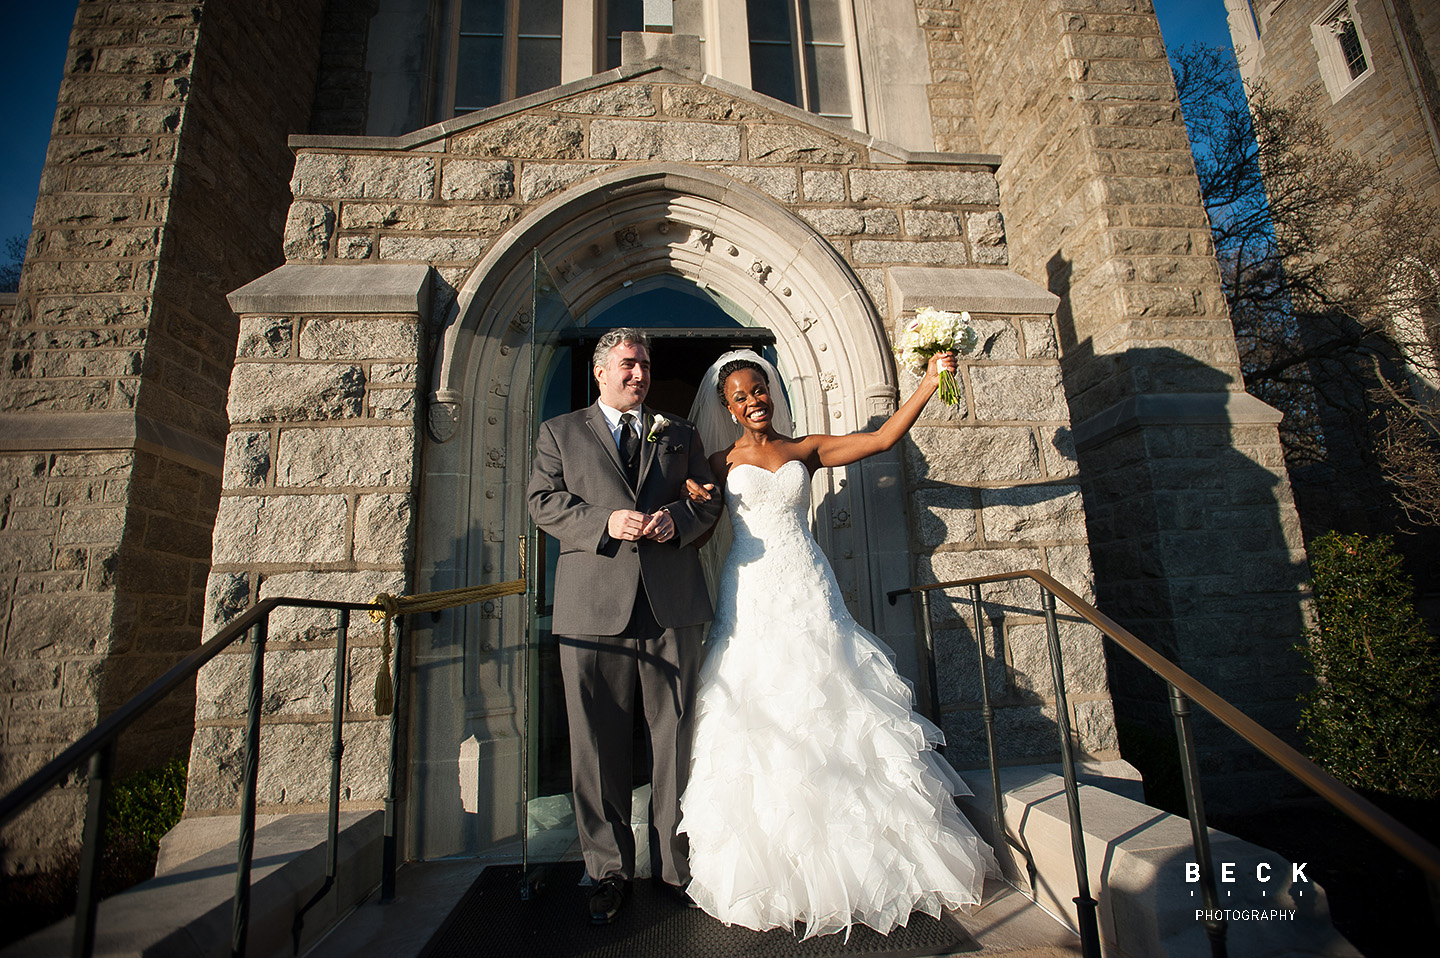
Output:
[410, 164, 920, 861]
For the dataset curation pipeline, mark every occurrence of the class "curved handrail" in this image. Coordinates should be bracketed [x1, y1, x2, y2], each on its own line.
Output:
[888, 568, 1440, 881]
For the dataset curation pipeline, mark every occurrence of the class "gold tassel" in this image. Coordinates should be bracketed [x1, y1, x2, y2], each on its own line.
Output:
[372, 593, 398, 716]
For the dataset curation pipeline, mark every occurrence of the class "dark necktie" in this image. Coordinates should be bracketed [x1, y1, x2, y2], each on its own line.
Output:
[619, 412, 639, 486]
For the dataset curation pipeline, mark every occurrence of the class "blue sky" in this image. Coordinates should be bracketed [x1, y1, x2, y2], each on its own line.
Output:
[0, 1, 1234, 252]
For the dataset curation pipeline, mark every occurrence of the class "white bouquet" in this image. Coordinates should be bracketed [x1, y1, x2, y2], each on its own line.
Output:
[895, 306, 978, 406]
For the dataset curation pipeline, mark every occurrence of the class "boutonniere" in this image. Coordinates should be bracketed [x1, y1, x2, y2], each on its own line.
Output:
[646, 413, 671, 442]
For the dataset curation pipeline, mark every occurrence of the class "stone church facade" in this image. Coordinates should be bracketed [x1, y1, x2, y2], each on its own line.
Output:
[1, 0, 1307, 867]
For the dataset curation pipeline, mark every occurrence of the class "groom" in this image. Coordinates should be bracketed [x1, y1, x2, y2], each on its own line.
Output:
[527, 328, 721, 924]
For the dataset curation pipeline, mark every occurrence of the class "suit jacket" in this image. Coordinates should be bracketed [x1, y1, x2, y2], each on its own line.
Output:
[528, 403, 722, 637]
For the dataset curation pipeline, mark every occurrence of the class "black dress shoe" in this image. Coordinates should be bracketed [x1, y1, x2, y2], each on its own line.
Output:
[589, 876, 628, 925]
[659, 880, 701, 909]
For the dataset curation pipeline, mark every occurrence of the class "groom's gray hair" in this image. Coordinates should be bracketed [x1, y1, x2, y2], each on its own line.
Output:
[592, 327, 652, 373]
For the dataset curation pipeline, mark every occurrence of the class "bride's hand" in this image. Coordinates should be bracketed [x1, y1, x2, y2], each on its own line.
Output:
[685, 478, 716, 502]
[923, 351, 956, 387]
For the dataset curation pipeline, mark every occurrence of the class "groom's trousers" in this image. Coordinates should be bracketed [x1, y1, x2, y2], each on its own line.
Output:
[556, 592, 702, 888]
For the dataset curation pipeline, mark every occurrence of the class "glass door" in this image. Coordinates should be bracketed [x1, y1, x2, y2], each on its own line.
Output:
[523, 251, 583, 878]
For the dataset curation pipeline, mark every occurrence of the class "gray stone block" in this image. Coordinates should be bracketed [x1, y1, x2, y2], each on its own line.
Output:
[211, 494, 350, 565]
[276, 427, 415, 488]
[747, 124, 858, 164]
[910, 485, 978, 548]
[292, 153, 437, 200]
[450, 113, 584, 157]
[799, 207, 899, 236]
[377, 234, 487, 262]
[519, 162, 611, 202]
[297, 317, 420, 362]
[713, 165, 797, 202]
[228, 363, 365, 424]
[980, 484, 1087, 543]
[1021, 318, 1058, 358]
[236, 316, 293, 359]
[340, 202, 518, 233]
[222, 430, 270, 489]
[202, 571, 251, 635]
[802, 169, 845, 202]
[662, 86, 763, 120]
[283, 200, 335, 260]
[850, 169, 999, 206]
[354, 493, 413, 565]
[438, 159, 514, 201]
[854, 240, 969, 265]
[259, 569, 406, 644]
[971, 365, 1069, 423]
[903, 210, 963, 237]
[906, 425, 1043, 483]
[589, 119, 740, 161]
[554, 85, 657, 116]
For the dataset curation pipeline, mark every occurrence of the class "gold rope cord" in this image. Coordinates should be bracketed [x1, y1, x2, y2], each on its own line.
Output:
[369, 580, 527, 714]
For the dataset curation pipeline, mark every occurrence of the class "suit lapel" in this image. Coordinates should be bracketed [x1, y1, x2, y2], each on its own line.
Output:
[636, 410, 659, 491]
[584, 403, 630, 486]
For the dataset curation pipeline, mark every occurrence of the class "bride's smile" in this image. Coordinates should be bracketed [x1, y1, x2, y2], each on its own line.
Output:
[725, 369, 773, 429]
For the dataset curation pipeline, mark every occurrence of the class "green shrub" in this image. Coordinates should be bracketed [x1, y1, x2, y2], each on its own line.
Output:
[106, 757, 187, 854]
[1298, 531, 1440, 798]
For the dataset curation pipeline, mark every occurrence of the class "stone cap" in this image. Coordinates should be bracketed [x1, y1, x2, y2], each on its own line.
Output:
[889, 266, 1061, 316]
[228, 263, 433, 316]
[620, 31, 700, 72]
[1073, 391, 1285, 449]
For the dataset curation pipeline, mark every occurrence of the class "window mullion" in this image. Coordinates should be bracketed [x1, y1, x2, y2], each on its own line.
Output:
[504, 0, 521, 102]
[791, 0, 812, 113]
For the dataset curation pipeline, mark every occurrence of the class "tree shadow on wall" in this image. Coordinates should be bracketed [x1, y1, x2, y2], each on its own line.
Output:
[1043, 249, 1312, 813]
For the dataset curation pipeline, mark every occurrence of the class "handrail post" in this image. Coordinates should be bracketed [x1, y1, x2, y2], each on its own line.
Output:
[1041, 587, 1101, 958]
[232, 615, 268, 958]
[381, 615, 404, 902]
[1170, 683, 1228, 958]
[72, 742, 114, 958]
[970, 584, 1007, 865]
[293, 608, 351, 952]
[917, 589, 942, 724]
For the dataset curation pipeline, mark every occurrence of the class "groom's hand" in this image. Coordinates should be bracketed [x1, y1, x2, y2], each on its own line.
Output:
[608, 509, 648, 541]
[640, 508, 675, 542]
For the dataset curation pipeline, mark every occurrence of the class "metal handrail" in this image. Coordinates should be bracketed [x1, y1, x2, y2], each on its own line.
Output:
[0, 596, 390, 958]
[890, 568, 1440, 958]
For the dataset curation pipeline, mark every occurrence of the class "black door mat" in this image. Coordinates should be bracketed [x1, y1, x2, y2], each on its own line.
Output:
[420, 861, 980, 958]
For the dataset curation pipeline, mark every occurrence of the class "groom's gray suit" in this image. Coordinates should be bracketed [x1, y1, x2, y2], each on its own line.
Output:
[528, 402, 721, 886]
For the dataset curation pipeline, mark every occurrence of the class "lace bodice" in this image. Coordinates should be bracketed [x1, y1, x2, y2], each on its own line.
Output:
[724, 459, 812, 544]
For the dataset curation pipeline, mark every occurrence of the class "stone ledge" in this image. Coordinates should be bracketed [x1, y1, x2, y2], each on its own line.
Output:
[957, 766, 1358, 958]
[1, 811, 383, 958]
[889, 266, 1060, 316]
[0, 411, 224, 474]
[228, 264, 433, 316]
[1072, 392, 1284, 450]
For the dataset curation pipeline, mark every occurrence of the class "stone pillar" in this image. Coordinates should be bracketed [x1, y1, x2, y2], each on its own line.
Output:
[954, 0, 1310, 805]
[0, 0, 325, 870]
[889, 267, 1117, 765]
[184, 264, 430, 819]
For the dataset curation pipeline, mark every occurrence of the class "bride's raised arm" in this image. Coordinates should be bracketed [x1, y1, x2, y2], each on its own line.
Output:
[803, 351, 955, 470]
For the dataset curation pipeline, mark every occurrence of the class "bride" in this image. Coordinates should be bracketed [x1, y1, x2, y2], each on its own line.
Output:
[678, 348, 994, 939]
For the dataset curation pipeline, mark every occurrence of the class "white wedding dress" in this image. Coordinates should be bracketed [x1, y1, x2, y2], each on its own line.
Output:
[679, 459, 994, 939]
